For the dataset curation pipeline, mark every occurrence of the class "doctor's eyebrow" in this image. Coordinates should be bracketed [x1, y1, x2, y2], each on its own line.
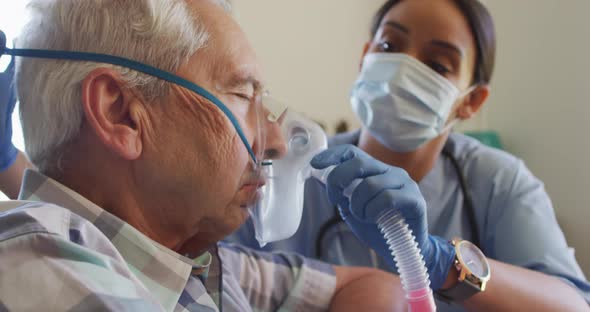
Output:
[382, 21, 409, 34]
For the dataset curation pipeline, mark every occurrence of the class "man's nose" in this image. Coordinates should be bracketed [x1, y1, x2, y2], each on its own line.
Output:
[262, 118, 287, 160]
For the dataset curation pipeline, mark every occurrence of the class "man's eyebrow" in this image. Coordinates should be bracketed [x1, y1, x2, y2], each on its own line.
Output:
[225, 74, 262, 91]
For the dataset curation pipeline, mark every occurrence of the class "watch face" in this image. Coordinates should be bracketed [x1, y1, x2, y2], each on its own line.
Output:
[458, 241, 490, 279]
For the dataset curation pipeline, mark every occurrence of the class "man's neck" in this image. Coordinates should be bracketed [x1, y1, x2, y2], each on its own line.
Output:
[357, 130, 448, 182]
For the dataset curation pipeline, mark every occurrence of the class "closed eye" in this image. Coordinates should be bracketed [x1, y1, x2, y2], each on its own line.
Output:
[233, 93, 252, 102]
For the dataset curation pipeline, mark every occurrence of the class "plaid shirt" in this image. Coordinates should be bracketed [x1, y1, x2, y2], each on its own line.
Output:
[0, 170, 336, 311]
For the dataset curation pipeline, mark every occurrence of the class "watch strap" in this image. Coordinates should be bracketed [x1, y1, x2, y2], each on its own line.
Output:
[435, 278, 481, 303]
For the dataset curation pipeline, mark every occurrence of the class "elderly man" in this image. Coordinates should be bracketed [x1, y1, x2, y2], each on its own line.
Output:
[0, 0, 413, 311]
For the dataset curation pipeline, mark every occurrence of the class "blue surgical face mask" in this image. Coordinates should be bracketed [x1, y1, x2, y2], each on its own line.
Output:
[351, 53, 474, 153]
[0, 30, 261, 163]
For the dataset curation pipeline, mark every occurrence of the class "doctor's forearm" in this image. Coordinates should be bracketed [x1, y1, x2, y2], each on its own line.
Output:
[459, 259, 589, 311]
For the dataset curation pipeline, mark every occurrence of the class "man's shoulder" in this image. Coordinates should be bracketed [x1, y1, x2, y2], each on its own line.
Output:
[0, 201, 74, 241]
[0, 200, 112, 251]
[0, 201, 160, 311]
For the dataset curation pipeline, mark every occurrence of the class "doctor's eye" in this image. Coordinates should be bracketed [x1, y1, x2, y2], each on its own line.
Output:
[377, 41, 398, 53]
[427, 61, 451, 76]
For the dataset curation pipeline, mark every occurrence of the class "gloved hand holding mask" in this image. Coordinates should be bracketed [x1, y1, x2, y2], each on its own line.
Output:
[311, 145, 456, 290]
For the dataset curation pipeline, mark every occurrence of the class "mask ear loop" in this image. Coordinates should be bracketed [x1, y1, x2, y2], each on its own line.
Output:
[442, 84, 479, 133]
[459, 84, 478, 99]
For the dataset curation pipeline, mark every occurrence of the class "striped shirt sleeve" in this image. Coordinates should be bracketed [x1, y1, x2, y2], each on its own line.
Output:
[218, 242, 336, 312]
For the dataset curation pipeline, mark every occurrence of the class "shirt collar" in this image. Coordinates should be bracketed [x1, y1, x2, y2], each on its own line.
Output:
[18, 169, 212, 310]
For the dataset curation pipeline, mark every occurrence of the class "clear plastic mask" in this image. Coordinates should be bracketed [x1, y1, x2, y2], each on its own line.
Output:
[249, 106, 327, 247]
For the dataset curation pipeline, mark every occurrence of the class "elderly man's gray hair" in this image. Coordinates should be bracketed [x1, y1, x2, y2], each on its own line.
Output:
[16, 0, 229, 172]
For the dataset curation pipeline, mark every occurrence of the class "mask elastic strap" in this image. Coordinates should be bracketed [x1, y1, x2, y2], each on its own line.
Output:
[459, 85, 478, 99]
[443, 84, 480, 132]
[0, 30, 258, 162]
[441, 118, 460, 134]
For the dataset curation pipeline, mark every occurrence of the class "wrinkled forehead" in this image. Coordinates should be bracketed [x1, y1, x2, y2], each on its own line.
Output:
[184, 0, 262, 90]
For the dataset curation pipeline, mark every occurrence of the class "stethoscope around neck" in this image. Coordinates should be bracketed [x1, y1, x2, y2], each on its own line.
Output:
[315, 138, 481, 261]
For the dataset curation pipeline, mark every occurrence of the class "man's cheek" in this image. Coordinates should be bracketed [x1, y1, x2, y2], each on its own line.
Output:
[216, 134, 250, 174]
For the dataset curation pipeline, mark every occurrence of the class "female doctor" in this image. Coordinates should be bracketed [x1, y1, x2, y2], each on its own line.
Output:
[228, 0, 590, 310]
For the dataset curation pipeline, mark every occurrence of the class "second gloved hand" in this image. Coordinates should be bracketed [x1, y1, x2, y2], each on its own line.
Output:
[311, 144, 456, 290]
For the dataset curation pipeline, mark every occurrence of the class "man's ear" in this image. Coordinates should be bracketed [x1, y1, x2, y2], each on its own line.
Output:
[81, 68, 143, 160]
[456, 85, 491, 120]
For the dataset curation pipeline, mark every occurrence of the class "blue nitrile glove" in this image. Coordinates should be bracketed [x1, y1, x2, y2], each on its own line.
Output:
[0, 56, 18, 171]
[311, 144, 456, 290]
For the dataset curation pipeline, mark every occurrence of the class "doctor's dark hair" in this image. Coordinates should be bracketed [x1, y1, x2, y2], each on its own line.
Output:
[371, 0, 496, 85]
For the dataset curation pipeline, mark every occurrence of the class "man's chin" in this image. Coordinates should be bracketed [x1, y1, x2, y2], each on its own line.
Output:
[237, 204, 250, 219]
[236, 188, 262, 208]
[231, 206, 251, 235]
[220, 205, 251, 234]
[181, 213, 249, 257]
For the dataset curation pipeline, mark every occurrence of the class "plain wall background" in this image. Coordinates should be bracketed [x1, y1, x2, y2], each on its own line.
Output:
[484, 0, 590, 275]
[233, 0, 590, 275]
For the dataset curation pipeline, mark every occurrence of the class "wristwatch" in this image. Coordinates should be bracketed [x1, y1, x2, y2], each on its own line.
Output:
[436, 238, 491, 303]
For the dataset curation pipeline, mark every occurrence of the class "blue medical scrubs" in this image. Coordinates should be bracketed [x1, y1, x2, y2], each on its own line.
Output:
[227, 130, 590, 310]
